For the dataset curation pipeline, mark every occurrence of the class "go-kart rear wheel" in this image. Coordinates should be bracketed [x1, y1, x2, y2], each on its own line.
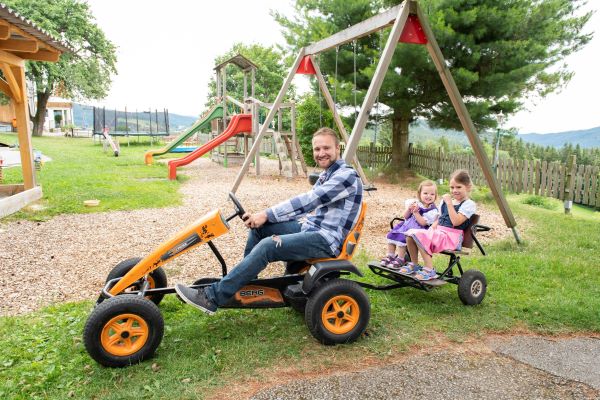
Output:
[83, 295, 164, 368]
[304, 279, 370, 345]
[458, 269, 487, 305]
[107, 257, 167, 305]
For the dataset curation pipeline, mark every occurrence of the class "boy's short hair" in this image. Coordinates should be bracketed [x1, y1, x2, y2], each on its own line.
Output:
[313, 127, 340, 146]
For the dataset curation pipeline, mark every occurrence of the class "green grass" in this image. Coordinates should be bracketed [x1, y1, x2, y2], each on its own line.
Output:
[0, 133, 183, 221]
[1, 195, 599, 399]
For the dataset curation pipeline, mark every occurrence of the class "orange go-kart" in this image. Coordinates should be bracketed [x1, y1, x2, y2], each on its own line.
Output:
[83, 192, 370, 367]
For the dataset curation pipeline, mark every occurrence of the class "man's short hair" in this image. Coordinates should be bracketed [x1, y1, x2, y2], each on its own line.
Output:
[313, 127, 340, 146]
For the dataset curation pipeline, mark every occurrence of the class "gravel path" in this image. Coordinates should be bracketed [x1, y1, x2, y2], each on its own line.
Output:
[250, 336, 600, 400]
[0, 157, 511, 316]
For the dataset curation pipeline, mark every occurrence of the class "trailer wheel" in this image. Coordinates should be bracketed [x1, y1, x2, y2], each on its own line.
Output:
[106, 257, 167, 305]
[458, 270, 487, 305]
[304, 279, 370, 345]
[83, 295, 164, 367]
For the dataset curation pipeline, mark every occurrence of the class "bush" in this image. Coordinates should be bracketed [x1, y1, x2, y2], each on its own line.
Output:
[522, 195, 558, 210]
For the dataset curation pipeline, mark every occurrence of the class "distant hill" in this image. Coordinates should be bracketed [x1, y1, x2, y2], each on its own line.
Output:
[72, 103, 197, 132]
[518, 126, 600, 149]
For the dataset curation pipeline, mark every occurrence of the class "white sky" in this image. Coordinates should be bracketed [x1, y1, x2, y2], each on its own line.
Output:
[87, 0, 599, 134]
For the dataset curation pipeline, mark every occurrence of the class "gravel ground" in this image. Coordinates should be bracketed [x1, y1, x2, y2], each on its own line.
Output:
[0, 157, 511, 316]
[250, 337, 600, 400]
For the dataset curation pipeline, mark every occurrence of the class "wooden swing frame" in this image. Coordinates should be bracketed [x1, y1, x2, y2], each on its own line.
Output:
[229, 0, 519, 241]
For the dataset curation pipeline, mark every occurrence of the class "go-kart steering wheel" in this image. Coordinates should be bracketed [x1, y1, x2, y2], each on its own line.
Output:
[227, 192, 248, 222]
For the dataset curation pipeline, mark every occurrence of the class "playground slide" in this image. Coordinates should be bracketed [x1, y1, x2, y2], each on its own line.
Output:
[168, 114, 252, 180]
[144, 104, 224, 165]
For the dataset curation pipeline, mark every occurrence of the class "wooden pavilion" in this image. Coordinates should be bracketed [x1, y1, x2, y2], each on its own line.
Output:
[0, 4, 71, 218]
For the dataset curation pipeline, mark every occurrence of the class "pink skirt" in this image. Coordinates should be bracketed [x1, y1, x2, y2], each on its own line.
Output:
[405, 226, 463, 256]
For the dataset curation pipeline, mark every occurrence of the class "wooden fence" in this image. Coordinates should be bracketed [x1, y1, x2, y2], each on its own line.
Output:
[345, 144, 600, 208]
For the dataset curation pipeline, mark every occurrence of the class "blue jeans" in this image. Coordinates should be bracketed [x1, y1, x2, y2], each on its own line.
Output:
[206, 220, 334, 306]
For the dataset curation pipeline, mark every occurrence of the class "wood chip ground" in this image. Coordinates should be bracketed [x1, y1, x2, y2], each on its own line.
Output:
[0, 158, 512, 316]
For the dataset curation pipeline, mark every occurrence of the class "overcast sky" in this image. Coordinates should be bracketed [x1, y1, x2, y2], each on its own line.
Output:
[87, 0, 599, 134]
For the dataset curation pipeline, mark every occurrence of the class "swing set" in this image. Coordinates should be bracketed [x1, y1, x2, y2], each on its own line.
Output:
[231, 0, 519, 242]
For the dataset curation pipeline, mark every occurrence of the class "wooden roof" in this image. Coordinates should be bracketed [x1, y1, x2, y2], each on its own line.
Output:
[214, 54, 257, 72]
[0, 3, 72, 63]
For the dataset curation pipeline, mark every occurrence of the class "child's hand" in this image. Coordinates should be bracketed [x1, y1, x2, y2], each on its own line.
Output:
[442, 193, 452, 203]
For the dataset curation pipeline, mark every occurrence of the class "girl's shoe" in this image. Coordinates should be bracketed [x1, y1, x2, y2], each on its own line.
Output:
[398, 262, 420, 274]
[414, 268, 438, 281]
[386, 256, 404, 270]
[380, 255, 396, 267]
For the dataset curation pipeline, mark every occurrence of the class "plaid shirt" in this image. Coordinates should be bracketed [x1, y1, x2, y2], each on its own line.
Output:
[266, 159, 363, 255]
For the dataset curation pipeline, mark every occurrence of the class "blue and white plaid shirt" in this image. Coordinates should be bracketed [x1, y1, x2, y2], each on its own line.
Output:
[266, 159, 363, 255]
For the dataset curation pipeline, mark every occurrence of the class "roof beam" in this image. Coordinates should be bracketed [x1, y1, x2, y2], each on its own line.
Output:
[0, 62, 22, 103]
[0, 76, 13, 98]
[0, 48, 24, 67]
[0, 24, 9, 40]
[0, 38, 38, 53]
[305, 2, 405, 55]
[13, 48, 60, 62]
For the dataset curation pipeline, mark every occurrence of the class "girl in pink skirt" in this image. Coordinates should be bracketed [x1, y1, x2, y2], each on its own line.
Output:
[402, 170, 476, 280]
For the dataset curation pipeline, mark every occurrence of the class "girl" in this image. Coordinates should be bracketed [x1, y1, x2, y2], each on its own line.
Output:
[402, 170, 477, 280]
[380, 180, 438, 269]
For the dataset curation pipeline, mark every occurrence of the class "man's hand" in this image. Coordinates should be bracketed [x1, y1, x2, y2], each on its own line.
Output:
[244, 211, 268, 229]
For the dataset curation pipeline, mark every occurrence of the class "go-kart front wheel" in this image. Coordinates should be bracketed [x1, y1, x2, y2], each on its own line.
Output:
[304, 279, 370, 345]
[83, 295, 164, 368]
[106, 257, 167, 305]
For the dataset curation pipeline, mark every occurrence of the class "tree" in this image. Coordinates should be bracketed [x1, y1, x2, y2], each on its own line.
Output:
[296, 94, 334, 165]
[274, 0, 592, 172]
[4, 0, 116, 136]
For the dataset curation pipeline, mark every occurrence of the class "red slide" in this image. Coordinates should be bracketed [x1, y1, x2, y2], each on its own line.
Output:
[168, 114, 252, 180]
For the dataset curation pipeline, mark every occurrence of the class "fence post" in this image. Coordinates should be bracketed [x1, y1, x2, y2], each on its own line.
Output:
[596, 170, 600, 211]
[369, 142, 374, 169]
[408, 142, 413, 168]
[437, 147, 443, 184]
[563, 155, 576, 214]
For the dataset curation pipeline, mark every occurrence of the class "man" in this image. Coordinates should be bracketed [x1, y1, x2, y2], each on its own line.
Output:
[175, 127, 363, 314]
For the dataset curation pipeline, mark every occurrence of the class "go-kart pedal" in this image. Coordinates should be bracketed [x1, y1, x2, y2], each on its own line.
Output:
[175, 284, 217, 315]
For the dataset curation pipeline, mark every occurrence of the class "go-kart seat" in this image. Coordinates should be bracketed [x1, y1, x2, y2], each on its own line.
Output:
[284, 202, 367, 274]
[440, 213, 489, 256]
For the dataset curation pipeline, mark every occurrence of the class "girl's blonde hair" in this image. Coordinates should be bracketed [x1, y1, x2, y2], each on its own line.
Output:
[450, 169, 472, 187]
[418, 179, 437, 201]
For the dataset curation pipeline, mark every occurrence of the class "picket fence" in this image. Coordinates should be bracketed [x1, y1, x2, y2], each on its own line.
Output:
[346, 144, 600, 208]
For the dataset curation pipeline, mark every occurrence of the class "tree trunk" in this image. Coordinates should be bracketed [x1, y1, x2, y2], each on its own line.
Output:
[391, 114, 410, 171]
[32, 90, 51, 137]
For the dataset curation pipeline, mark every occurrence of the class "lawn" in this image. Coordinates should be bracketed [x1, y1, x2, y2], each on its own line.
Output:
[1, 188, 599, 399]
[1, 136, 599, 398]
[0, 133, 183, 221]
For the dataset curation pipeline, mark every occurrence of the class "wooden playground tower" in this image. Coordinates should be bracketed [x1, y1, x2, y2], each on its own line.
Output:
[0, 5, 71, 218]
[230, 0, 520, 241]
[212, 54, 307, 178]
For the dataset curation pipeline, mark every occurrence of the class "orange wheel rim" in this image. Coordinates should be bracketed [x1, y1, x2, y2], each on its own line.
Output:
[100, 313, 149, 356]
[321, 295, 360, 335]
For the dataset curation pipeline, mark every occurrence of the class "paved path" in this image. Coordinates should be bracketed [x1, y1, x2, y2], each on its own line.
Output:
[251, 336, 600, 400]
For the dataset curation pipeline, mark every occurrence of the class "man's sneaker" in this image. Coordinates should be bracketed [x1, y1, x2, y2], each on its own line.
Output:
[175, 284, 217, 315]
